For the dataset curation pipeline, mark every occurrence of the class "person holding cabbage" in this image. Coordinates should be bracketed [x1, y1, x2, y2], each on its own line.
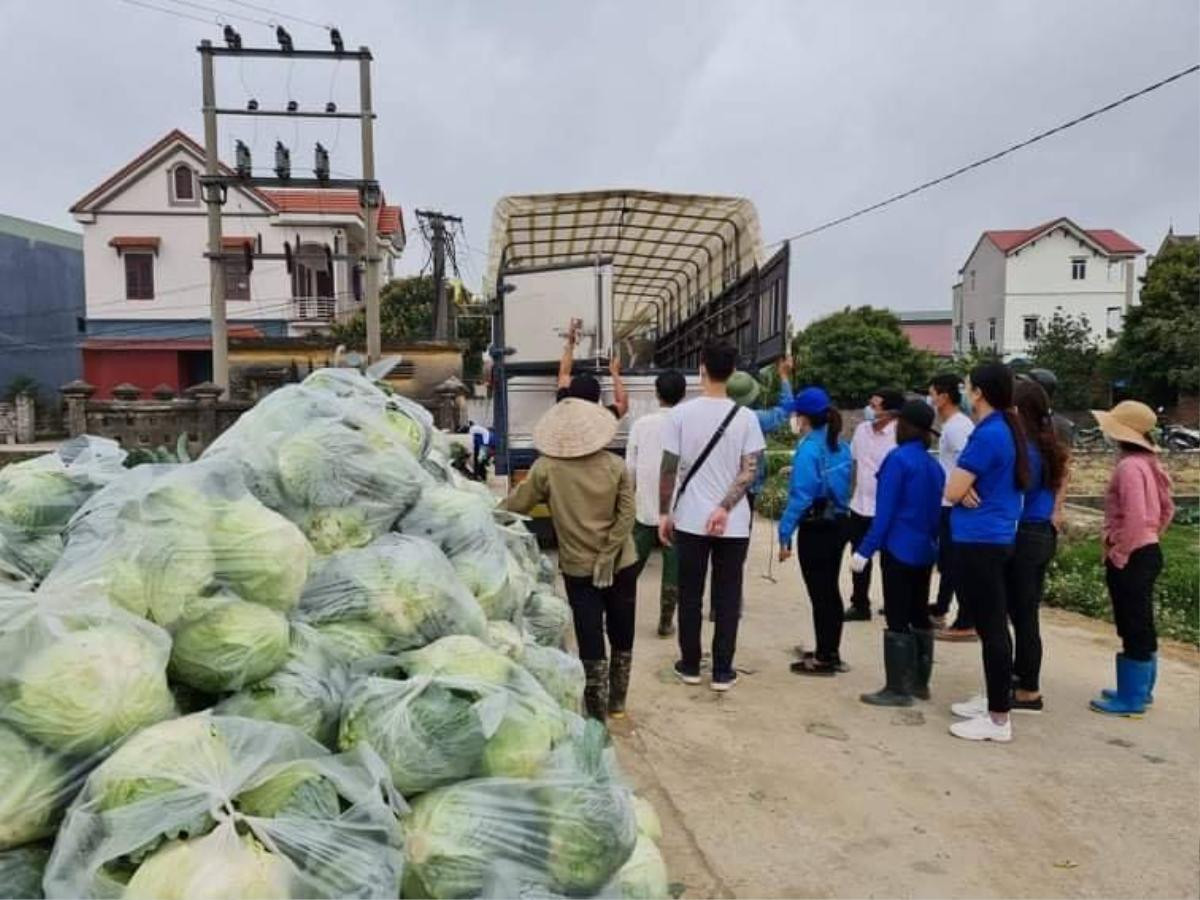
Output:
[502, 398, 638, 723]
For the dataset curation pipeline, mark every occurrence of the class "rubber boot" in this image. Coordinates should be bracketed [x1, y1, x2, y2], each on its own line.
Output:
[608, 651, 632, 718]
[1090, 654, 1152, 717]
[1101, 653, 1156, 706]
[912, 628, 934, 701]
[860, 631, 917, 707]
[657, 587, 678, 638]
[582, 659, 609, 723]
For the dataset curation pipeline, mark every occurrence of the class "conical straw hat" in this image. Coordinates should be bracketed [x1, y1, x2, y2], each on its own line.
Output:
[533, 398, 619, 458]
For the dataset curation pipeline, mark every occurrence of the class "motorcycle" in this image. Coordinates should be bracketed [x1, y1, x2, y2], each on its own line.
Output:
[1157, 408, 1200, 451]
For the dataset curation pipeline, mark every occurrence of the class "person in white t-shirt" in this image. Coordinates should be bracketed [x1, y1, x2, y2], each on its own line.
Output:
[626, 370, 687, 637]
[845, 389, 903, 621]
[659, 342, 764, 692]
[927, 373, 978, 640]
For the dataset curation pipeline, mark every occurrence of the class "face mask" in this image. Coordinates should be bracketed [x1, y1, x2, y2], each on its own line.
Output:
[862, 405, 876, 423]
[789, 415, 805, 436]
[924, 395, 936, 409]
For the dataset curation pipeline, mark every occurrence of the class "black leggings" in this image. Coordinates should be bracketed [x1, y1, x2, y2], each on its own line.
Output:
[1106, 544, 1162, 661]
[796, 517, 849, 662]
[1004, 521, 1057, 692]
[848, 512, 873, 610]
[954, 542, 1014, 714]
[881, 552, 933, 633]
[562, 564, 638, 661]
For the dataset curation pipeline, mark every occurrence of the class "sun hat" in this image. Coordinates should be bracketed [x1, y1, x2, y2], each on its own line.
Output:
[789, 386, 832, 417]
[1092, 400, 1158, 452]
[533, 398, 619, 458]
[726, 371, 762, 407]
[898, 399, 940, 436]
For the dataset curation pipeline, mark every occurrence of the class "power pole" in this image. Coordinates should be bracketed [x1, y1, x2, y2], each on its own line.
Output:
[358, 48, 381, 362]
[199, 41, 228, 394]
[415, 209, 462, 341]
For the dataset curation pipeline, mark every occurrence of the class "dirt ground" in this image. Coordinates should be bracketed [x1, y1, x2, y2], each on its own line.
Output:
[608, 519, 1200, 900]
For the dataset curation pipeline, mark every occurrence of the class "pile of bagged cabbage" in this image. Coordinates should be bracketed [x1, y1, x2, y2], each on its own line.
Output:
[0, 369, 669, 900]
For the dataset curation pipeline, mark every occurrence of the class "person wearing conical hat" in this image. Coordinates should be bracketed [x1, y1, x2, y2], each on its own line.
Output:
[1088, 400, 1174, 717]
[501, 398, 638, 723]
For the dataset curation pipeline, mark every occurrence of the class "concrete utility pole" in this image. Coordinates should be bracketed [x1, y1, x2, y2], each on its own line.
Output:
[359, 47, 381, 362]
[199, 40, 228, 394]
[416, 209, 463, 341]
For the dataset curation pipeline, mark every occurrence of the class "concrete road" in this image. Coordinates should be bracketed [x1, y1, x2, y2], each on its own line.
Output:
[610, 520, 1200, 899]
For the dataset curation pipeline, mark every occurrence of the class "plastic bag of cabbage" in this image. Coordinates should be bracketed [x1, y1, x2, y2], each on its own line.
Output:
[0, 436, 126, 586]
[0, 585, 175, 853]
[203, 369, 434, 554]
[42, 712, 404, 899]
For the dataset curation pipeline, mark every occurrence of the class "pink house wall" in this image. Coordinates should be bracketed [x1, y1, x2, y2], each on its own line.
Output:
[901, 322, 953, 356]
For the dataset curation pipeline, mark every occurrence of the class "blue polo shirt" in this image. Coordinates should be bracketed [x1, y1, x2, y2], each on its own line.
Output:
[856, 438, 946, 566]
[1021, 440, 1055, 524]
[950, 411, 1022, 545]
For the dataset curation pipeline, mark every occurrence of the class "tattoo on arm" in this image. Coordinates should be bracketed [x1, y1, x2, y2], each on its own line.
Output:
[659, 451, 679, 516]
[719, 453, 758, 511]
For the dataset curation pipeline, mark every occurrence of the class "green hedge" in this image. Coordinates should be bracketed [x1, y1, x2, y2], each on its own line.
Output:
[1045, 525, 1199, 646]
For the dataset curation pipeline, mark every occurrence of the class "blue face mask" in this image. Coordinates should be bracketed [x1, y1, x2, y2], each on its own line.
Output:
[862, 405, 876, 423]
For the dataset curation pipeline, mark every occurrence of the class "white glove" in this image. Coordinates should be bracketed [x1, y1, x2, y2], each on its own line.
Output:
[849, 553, 869, 574]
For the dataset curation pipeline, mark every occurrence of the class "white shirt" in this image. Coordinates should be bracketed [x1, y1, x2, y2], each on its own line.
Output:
[850, 419, 897, 517]
[663, 396, 765, 539]
[937, 410, 975, 507]
[626, 410, 667, 527]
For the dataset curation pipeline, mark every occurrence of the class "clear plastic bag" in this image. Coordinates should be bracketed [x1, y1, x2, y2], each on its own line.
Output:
[522, 591, 573, 650]
[519, 643, 585, 714]
[204, 370, 433, 554]
[296, 534, 487, 652]
[43, 712, 405, 900]
[0, 436, 127, 586]
[0, 842, 49, 899]
[398, 635, 555, 708]
[0, 585, 175, 851]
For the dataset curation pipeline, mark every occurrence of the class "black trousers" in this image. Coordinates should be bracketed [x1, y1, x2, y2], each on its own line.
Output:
[881, 552, 933, 633]
[1004, 521, 1057, 692]
[562, 564, 638, 661]
[848, 511, 873, 610]
[931, 507, 963, 619]
[954, 542, 1014, 714]
[796, 517, 849, 662]
[1106, 543, 1162, 661]
[676, 531, 749, 677]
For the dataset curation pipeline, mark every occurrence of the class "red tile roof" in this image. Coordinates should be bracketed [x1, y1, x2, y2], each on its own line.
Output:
[984, 219, 1143, 256]
[377, 205, 402, 236]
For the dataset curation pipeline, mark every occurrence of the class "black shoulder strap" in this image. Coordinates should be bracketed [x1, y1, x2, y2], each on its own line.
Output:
[674, 403, 741, 510]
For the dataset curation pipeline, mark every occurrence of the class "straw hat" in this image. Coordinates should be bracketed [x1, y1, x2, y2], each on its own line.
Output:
[533, 398, 619, 458]
[1092, 400, 1158, 452]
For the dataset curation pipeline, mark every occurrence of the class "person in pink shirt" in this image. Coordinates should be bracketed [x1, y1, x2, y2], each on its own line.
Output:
[1089, 400, 1175, 717]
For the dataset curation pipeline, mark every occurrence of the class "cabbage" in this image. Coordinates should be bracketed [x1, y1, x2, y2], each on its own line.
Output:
[523, 591, 572, 649]
[312, 620, 392, 662]
[169, 598, 290, 692]
[277, 425, 365, 509]
[633, 796, 663, 843]
[477, 699, 559, 779]
[485, 621, 525, 661]
[123, 831, 293, 900]
[0, 843, 49, 899]
[209, 497, 312, 612]
[400, 635, 523, 690]
[236, 761, 340, 820]
[520, 644, 585, 713]
[544, 777, 637, 896]
[301, 507, 373, 555]
[0, 724, 71, 850]
[6, 624, 175, 754]
[103, 533, 215, 627]
[611, 835, 669, 899]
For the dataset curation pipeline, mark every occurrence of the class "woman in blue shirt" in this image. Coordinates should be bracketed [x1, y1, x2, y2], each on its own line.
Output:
[1005, 379, 1069, 713]
[777, 387, 853, 676]
[851, 401, 946, 707]
[944, 363, 1031, 743]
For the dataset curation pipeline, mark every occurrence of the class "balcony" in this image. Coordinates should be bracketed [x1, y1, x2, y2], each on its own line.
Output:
[292, 296, 336, 323]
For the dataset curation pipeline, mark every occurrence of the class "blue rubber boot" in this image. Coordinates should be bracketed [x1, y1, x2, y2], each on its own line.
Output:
[1090, 654, 1152, 717]
[1100, 653, 1156, 706]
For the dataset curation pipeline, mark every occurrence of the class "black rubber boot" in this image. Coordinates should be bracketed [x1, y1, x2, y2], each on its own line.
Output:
[582, 659, 609, 723]
[844, 604, 872, 622]
[608, 651, 632, 718]
[657, 588, 677, 637]
[913, 629, 934, 701]
[860, 631, 917, 707]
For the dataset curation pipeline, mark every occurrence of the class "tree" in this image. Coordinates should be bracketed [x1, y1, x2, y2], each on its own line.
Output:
[1028, 309, 1104, 410]
[331, 276, 491, 381]
[1109, 241, 1200, 407]
[789, 306, 935, 406]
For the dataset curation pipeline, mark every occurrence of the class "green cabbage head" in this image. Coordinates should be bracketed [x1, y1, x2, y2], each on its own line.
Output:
[302, 507, 373, 555]
[209, 497, 312, 612]
[0, 843, 50, 900]
[123, 831, 293, 900]
[0, 723, 71, 850]
[544, 779, 637, 896]
[236, 761, 340, 820]
[612, 835, 670, 899]
[169, 598, 290, 692]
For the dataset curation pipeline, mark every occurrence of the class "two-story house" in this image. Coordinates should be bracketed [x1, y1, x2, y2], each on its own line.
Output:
[69, 129, 404, 396]
[952, 218, 1143, 359]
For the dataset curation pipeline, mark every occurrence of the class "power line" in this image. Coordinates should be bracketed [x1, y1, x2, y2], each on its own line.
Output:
[159, 0, 271, 27]
[218, 0, 331, 31]
[770, 63, 1200, 247]
[117, 0, 216, 26]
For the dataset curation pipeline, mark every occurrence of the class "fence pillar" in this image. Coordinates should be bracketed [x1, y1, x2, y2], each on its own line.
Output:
[13, 394, 35, 444]
[185, 381, 223, 445]
[60, 380, 95, 438]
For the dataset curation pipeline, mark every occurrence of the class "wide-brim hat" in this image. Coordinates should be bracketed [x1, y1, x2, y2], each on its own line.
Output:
[534, 398, 619, 458]
[726, 371, 761, 407]
[1092, 401, 1158, 452]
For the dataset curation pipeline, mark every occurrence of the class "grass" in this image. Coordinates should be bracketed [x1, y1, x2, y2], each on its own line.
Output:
[1045, 524, 1199, 646]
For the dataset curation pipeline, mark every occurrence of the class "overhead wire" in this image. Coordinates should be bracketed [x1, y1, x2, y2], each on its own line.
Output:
[217, 0, 331, 31]
[117, 0, 215, 26]
[158, 0, 271, 27]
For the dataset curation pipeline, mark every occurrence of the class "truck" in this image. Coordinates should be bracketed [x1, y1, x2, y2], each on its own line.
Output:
[482, 190, 790, 539]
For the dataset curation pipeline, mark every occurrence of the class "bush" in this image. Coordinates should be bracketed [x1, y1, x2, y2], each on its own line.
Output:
[1045, 525, 1199, 645]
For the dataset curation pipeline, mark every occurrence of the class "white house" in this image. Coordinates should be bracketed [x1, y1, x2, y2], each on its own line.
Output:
[952, 218, 1143, 359]
[69, 129, 404, 395]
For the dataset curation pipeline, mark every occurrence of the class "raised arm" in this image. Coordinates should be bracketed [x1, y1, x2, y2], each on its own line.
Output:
[557, 321, 578, 390]
[609, 356, 629, 418]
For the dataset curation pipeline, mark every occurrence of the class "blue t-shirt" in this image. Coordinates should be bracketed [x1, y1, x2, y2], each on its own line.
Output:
[1021, 440, 1055, 523]
[950, 411, 1022, 545]
[856, 439, 946, 567]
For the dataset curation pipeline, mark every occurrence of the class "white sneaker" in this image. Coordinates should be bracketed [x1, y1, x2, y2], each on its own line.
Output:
[950, 694, 988, 718]
[949, 715, 1012, 743]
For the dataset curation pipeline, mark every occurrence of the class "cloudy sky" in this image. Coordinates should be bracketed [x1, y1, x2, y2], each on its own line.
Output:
[3, 0, 1197, 324]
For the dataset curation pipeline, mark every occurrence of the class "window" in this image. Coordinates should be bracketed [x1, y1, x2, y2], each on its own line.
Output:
[1106, 306, 1123, 339]
[969, 270, 976, 291]
[967, 321, 976, 350]
[1023, 316, 1039, 342]
[124, 253, 154, 300]
[988, 317, 996, 342]
[171, 165, 195, 202]
[953, 324, 961, 349]
[223, 256, 251, 300]
[1071, 257, 1087, 280]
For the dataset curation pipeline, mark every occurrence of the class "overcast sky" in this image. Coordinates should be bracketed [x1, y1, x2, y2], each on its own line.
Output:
[3, 0, 1197, 324]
